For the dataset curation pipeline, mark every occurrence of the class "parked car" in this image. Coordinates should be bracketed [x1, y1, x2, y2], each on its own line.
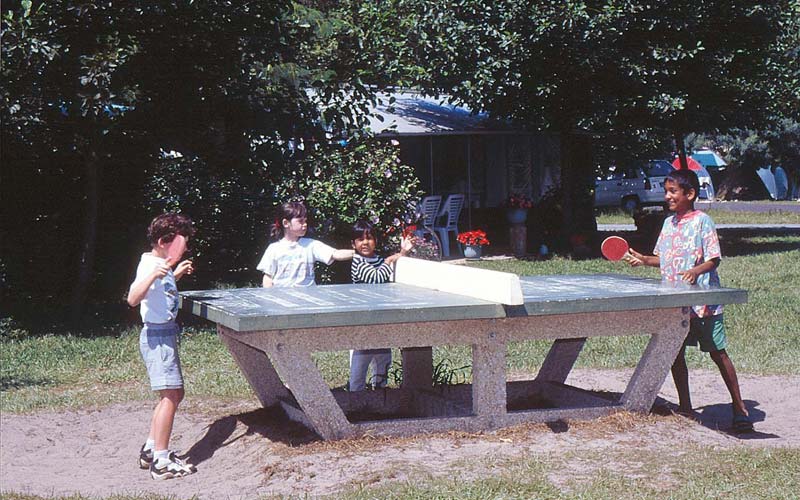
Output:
[594, 160, 716, 213]
[594, 160, 672, 213]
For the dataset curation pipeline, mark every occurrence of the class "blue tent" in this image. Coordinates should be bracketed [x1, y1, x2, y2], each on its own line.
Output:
[691, 150, 727, 169]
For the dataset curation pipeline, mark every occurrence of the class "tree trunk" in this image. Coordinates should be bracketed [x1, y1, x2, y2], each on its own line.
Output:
[674, 129, 688, 170]
[70, 149, 99, 324]
[559, 131, 597, 255]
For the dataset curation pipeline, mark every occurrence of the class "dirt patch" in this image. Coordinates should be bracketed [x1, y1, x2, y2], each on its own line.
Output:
[1, 369, 797, 499]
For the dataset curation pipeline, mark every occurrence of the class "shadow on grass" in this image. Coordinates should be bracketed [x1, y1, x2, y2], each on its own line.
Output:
[1, 375, 53, 391]
[599, 228, 799, 258]
[183, 406, 319, 466]
[719, 229, 800, 257]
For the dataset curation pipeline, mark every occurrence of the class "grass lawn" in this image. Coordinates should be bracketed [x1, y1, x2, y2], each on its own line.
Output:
[337, 447, 800, 500]
[596, 206, 800, 225]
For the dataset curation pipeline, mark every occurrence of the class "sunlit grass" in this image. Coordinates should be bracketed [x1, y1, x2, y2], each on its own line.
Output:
[331, 446, 800, 499]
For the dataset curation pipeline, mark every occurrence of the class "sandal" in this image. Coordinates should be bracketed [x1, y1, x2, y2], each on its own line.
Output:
[732, 414, 754, 433]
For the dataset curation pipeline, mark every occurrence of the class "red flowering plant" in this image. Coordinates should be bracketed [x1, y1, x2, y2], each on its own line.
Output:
[504, 193, 533, 209]
[457, 229, 490, 246]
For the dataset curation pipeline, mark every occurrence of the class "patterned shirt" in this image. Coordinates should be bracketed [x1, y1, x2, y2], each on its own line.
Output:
[654, 210, 722, 318]
[351, 254, 394, 284]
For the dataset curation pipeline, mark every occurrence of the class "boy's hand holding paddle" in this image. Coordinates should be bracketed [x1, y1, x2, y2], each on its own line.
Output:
[601, 236, 643, 266]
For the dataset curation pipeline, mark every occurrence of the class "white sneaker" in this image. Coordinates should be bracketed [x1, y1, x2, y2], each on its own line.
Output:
[150, 458, 190, 480]
[169, 451, 197, 474]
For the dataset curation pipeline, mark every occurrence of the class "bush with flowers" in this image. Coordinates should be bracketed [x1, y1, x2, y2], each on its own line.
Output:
[275, 139, 423, 280]
[457, 229, 490, 246]
[505, 193, 533, 209]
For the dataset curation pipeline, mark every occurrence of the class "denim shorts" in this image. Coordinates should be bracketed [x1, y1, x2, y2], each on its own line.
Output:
[139, 322, 183, 391]
[685, 315, 727, 353]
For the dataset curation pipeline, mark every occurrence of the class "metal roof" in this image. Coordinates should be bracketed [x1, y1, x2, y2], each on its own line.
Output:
[365, 92, 516, 136]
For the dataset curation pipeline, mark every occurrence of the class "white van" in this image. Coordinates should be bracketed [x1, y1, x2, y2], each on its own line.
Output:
[594, 160, 672, 213]
[594, 160, 715, 213]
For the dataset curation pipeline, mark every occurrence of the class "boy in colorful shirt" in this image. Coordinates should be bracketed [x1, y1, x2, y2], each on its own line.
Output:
[628, 169, 753, 432]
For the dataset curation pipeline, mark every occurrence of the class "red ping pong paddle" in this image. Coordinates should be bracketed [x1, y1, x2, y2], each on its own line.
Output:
[166, 234, 187, 265]
[601, 236, 634, 262]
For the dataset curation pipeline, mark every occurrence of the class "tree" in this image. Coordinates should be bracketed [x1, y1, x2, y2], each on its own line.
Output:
[1, 1, 381, 322]
[339, 0, 796, 242]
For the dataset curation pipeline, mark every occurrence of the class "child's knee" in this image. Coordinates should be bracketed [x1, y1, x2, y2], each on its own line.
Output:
[709, 349, 728, 362]
[160, 387, 184, 404]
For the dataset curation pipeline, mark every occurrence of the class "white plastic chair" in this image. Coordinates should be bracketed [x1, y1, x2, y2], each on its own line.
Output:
[417, 195, 442, 228]
[433, 194, 465, 257]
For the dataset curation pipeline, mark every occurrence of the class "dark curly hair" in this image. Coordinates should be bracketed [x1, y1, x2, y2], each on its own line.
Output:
[147, 213, 195, 246]
[666, 168, 700, 198]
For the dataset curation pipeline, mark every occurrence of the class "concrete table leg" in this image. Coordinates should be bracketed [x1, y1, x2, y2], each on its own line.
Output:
[259, 340, 353, 440]
[535, 338, 587, 384]
[217, 326, 289, 407]
[402, 347, 433, 389]
[621, 308, 689, 412]
[471, 332, 507, 418]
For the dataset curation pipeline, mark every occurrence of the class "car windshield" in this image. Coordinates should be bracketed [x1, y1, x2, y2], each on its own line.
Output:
[646, 161, 674, 177]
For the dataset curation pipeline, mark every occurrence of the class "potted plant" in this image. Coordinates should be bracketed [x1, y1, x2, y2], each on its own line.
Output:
[504, 193, 533, 225]
[457, 229, 490, 260]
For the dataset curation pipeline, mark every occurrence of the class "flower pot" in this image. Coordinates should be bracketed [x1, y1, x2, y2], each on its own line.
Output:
[506, 208, 528, 225]
[463, 244, 483, 260]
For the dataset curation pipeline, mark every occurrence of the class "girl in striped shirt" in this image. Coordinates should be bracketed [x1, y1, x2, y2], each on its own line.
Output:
[348, 220, 413, 391]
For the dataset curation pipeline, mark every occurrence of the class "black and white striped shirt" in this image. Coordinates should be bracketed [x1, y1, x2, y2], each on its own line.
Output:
[350, 254, 394, 284]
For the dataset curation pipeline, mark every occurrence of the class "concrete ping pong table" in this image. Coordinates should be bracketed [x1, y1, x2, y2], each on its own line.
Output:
[180, 259, 747, 440]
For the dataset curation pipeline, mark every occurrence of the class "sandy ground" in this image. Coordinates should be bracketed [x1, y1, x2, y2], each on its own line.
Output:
[2, 368, 798, 499]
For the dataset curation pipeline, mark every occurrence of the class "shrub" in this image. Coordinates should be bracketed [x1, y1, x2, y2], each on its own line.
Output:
[275, 139, 423, 281]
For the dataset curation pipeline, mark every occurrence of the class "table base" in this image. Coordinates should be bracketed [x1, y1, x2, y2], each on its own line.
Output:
[217, 307, 689, 440]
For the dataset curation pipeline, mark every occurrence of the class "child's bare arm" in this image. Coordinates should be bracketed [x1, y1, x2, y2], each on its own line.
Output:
[384, 236, 415, 265]
[627, 249, 659, 267]
[331, 249, 356, 261]
[384, 253, 402, 265]
[262, 274, 274, 288]
[127, 264, 170, 306]
[679, 257, 720, 284]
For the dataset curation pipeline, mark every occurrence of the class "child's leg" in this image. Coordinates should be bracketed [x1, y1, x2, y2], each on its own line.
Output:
[152, 388, 184, 452]
[370, 349, 392, 388]
[349, 350, 370, 392]
[671, 345, 692, 412]
[709, 349, 748, 416]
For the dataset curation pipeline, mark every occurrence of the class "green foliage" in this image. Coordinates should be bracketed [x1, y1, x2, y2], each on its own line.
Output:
[350, 0, 794, 136]
[0, 318, 28, 341]
[685, 118, 800, 190]
[274, 139, 423, 253]
[0, 0, 392, 315]
[142, 153, 272, 287]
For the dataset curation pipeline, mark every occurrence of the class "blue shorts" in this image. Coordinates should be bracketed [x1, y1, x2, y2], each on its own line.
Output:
[685, 315, 727, 353]
[139, 322, 184, 391]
